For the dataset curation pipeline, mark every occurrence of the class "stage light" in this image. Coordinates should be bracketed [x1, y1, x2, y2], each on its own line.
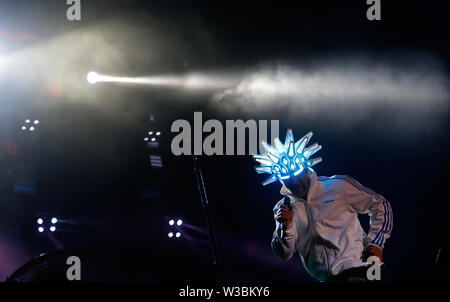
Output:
[156, 131, 161, 136]
[175, 232, 181, 238]
[22, 119, 40, 132]
[169, 219, 175, 226]
[150, 155, 163, 168]
[168, 232, 174, 238]
[51, 217, 58, 224]
[149, 131, 153, 135]
[37, 218, 43, 225]
[147, 141, 159, 148]
[87, 71, 100, 84]
[151, 138, 156, 142]
[49, 226, 56, 232]
[177, 219, 183, 226]
[38, 227, 44, 233]
[144, 137, 149, 141]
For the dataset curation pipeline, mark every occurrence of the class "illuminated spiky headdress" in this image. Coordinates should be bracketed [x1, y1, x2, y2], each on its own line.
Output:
[253, 129, 322, 185]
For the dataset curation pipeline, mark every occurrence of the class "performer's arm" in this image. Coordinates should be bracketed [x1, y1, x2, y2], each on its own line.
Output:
[342, 176, 393, 260]
[271, 200, 297, 261]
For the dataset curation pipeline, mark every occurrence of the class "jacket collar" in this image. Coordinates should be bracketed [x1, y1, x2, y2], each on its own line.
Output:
[280, 168, 319, 203]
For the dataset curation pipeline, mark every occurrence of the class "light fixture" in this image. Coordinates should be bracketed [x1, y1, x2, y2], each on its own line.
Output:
[22, 119, 40, 132]
[87, 71, 100, 84]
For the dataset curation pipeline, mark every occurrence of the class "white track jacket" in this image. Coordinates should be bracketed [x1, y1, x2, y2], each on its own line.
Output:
[271, 170, 393, 281]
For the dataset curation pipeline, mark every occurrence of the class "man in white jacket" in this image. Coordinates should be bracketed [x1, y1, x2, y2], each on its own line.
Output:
[272, 167, 393, 282]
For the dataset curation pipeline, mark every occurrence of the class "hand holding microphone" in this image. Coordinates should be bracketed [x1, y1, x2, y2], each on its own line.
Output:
[275, 197, 293, 239]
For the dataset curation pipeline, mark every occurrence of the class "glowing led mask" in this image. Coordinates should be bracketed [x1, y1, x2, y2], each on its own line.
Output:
[253, 129, 322, 185]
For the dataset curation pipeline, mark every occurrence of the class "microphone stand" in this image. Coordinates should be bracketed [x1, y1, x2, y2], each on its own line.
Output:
[192, 155, 225, 282]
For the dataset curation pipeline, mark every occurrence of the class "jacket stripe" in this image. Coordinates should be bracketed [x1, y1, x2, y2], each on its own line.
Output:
[377, 201, 393, 246]
[376, 196, 393, 246]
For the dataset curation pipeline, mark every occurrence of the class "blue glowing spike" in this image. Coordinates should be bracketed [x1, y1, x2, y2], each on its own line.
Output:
[295, 131, 313, 155]
[304, 143, 322, 159]
[262, 141, 278, 155]
[308, 157, 322, 167]
[255, 158, 272, 166]
[252, 130, 322, 186]
[274, 138, 286, 154]
[293, 166, 304, 176]
[262, 174, 277, 186]
[255, 166, 272, 174]
[284, 129, 294, 149]
[287, 141, 295, 157]
[267, 152, 279, 164]
[253, 154, 269, 161]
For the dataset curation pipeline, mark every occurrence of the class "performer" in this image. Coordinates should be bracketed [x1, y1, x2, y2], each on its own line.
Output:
[253, 130, 393, 282]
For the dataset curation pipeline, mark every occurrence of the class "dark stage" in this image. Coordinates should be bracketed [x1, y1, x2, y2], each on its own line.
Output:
[0, 0, 448, 288]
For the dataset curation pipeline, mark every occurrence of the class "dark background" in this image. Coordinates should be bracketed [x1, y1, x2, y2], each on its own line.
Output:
[0, 0, 448, 281]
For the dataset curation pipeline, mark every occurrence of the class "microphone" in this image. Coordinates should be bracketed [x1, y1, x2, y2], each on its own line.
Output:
[279, 196, 290, 239]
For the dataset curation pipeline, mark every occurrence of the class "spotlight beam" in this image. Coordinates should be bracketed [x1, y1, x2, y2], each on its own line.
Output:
[86, 71, 238, 90]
